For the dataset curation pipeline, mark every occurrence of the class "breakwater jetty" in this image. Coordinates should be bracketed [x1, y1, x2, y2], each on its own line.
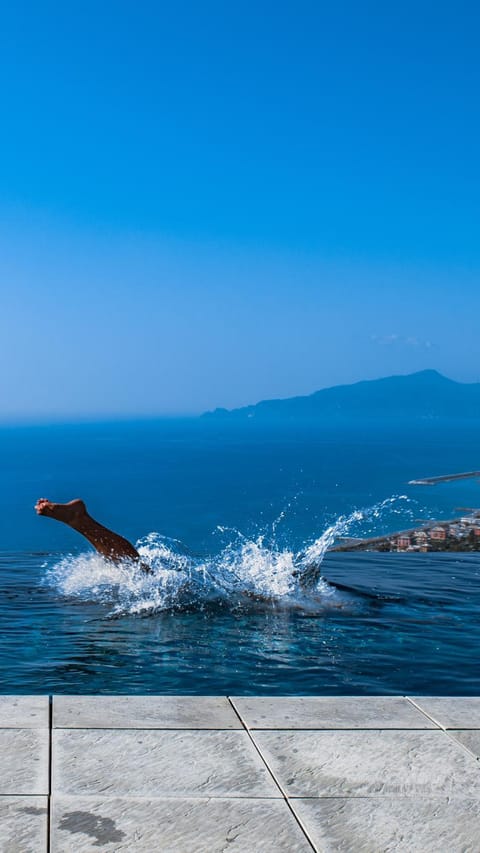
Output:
[408, 470, 480, 485]
[3, 694, 480, 851]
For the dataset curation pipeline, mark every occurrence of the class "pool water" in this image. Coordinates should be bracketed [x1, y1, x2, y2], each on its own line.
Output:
[1, 418, 480, 694]
[1, 551, 479, 694]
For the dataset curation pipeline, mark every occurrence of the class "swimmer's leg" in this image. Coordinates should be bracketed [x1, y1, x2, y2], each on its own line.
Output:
[35, 498, 151, 572]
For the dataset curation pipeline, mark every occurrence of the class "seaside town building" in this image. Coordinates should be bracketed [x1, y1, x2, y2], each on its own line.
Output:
[414, 531, 428, 544]
[430, 527, 447, 541]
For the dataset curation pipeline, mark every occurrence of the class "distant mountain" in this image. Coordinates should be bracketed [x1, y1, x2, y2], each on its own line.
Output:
[203, 371, 480, 421]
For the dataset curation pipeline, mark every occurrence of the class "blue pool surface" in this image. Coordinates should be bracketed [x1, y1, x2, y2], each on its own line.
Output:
[1, 418, 479, 694]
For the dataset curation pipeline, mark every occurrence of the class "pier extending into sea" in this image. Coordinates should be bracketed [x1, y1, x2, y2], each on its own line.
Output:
[408, 470, 480, 485]
[2, 694, 480, 851]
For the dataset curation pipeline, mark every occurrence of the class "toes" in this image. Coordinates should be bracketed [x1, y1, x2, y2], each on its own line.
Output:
[35, 498, 53, 515]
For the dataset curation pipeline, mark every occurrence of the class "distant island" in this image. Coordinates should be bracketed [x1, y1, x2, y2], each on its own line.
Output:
[203, 370, 480, 421]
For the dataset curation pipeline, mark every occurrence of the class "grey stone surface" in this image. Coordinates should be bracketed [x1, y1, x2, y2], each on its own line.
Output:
[291, 797, 480, 853]
[0, 796, 48, 853]
[231, 695, 435, 729]
[0, 696, 49, 729]
[53, 729, 278, 798]
[7, 696, 480, 849]
[411, 696, 480, 729]
[53, 695, 241, 729]
[0, 729, 49, 795]
[448, 729, 480, 758]
[52, 796, 310, 852]
[253, 729, 480, 797]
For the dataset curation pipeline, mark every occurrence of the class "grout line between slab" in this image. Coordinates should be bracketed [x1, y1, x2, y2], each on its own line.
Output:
[47, 695, 52, 853]
[52, 725, 242, 730]
[227, 697, 317, 853]
[406, 696, 480, 763]
[233, 726, 440, 731]
[404, 696, 445, 729]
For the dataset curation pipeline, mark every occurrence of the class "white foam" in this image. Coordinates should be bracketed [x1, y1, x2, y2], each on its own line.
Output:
[45, 495, 412, 616]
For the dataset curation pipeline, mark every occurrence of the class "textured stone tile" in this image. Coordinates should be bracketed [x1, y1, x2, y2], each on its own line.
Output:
[0, 696, 49, 729]
[53, 695, 241, 729]
[53, 729, 278, 797]
[0, 730, 49, 795]
[291, 797, 480, 853]
[411, 696, 480, 729]
[52, 796, 310, 852]
[253, 730, 480, 797]
[0, 796, 48, 853]
[448, 729, 480, 758]
[231, 696, 434, 729]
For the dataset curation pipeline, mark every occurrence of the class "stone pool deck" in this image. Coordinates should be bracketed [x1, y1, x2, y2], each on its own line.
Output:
[1, 696, 480, 851]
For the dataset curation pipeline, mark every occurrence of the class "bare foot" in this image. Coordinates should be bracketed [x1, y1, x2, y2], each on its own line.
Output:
[35, 498, 87, 525]
[34, 497, 152, 572]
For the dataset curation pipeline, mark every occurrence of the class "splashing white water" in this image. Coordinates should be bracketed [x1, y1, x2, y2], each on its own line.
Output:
[45, 495, 411, 616]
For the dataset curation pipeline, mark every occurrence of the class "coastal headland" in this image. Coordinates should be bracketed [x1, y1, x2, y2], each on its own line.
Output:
[333, 515, 480, 553]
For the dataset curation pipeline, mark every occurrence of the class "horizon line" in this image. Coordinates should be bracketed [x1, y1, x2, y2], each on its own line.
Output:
[0, 368, 471, 425]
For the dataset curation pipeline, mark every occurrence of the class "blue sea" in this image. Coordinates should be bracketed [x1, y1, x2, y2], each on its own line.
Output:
[1, 418, 480, 695]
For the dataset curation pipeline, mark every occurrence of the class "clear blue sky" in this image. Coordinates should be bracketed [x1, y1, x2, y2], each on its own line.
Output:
[1, 1, 479, 418]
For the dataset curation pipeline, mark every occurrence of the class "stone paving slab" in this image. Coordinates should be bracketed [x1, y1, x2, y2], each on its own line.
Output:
[5, 696, 480, 851]
[291, 797, 480, 853]
[53, 695, 241, 729]
[0, 730, 49, 795]
[231, 695, 435, 729]
[252, 730, 480, 797]
[0, 796, 48, 853]
[51, 796, 310, 852]
[448, 729, 480, 758]
[53, 729, 278, 798]
[411, 696, 480, 728]
[0, 696, 49, 729]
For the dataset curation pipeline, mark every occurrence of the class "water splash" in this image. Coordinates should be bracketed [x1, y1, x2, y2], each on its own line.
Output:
[45, 495, 411, 616]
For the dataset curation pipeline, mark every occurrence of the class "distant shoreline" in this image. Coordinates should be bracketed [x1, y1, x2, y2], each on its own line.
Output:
[333, 469, 480, 553]
[333, 515, 480, 554]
